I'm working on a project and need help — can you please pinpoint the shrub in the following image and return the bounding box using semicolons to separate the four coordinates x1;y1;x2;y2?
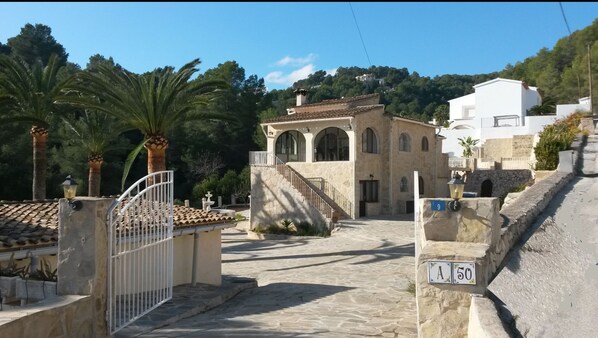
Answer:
534;112;582;170
0;253;26;277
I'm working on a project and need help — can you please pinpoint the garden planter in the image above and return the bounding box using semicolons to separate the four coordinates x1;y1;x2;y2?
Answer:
16;278;57;302
0;276;18;302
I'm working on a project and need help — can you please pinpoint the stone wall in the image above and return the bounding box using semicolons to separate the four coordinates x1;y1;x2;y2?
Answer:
481;138;512;161
467;296;510;338
465;169;533;198
511;134;535;158
0;296;93;338
250;166;328;229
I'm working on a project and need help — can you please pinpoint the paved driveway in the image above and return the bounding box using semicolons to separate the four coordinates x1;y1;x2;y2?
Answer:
141;215;417;337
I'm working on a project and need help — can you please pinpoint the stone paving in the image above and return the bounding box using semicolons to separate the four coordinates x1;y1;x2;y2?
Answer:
139;215;418;337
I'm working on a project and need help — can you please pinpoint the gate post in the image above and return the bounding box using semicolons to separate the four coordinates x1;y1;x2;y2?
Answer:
57;197;114;337
415;198;501;337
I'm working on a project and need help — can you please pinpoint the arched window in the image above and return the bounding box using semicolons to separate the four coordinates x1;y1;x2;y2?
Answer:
400;176;409;192
362;128;378;153
315;127;349;161
418;176;424;195
421;136;429;152
275;130;306;162
399;133;411;152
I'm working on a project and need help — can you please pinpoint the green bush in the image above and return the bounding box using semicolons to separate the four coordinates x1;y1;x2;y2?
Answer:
534;112;582;170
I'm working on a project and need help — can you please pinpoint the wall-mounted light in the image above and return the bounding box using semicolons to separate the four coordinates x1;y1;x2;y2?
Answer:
348;124;352;130
306;127;310;132
447;172;465;212
62;175;82;210
369;174;374;180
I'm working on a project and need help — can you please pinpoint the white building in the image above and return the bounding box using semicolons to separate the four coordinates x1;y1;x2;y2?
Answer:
440;78;589;158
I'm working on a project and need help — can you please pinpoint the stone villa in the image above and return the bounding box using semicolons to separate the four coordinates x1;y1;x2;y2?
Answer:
250;90;450;229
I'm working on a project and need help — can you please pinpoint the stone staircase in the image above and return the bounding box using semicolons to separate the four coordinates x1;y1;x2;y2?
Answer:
274;162;350;221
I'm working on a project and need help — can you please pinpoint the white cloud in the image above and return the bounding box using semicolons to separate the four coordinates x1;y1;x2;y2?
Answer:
325;68;338;76
265;64;316;86
275;53;317;67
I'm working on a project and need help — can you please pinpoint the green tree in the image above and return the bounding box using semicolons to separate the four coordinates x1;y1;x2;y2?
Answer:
7;23;68;66
0;54;65;199
60;58;229;189
63;111;128;196
528;96;556;115
433;104;449;126
457;136;480;158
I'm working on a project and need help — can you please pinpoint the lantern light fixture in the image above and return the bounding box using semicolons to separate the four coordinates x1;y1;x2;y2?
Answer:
62;175;82;211
447;172;465;212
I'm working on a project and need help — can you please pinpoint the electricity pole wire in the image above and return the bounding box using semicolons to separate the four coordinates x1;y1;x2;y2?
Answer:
349;2;372;67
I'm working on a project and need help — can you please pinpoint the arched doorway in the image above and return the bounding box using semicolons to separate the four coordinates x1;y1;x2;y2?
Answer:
481;179;493;197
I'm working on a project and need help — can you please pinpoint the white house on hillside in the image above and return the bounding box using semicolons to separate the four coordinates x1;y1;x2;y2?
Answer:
440;78;589;160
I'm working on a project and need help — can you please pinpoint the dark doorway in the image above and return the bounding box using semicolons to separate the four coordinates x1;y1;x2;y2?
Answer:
359;201;366;217
406;200;414;213
481;179;493;197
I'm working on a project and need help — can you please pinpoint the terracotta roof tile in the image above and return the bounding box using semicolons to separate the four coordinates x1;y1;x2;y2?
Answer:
0;200;235;253
294;93;380;108
264;105;381;123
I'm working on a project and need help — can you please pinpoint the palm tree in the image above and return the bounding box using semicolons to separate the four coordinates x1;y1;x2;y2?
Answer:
63;110;128;196
457;136;480;158
0;54;64;200
528;96;556;116
60;59;228;189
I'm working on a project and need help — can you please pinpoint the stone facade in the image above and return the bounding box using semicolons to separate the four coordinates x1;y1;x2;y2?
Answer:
481;138;512;162
416;198;501;337
250;166;328;229
254;93;448;223
511;134;535;158
465;169;533;198
0;295;93;338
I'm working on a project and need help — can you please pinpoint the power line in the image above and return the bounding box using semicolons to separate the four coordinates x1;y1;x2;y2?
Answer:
558;2;572;36
349;2;372;67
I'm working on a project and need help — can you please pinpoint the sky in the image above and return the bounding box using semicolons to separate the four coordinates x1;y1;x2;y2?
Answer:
1;2;597;91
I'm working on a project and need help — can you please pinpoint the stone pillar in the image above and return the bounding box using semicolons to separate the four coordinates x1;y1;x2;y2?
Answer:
193;230;222;286
57;197;113;337
415;198;500;338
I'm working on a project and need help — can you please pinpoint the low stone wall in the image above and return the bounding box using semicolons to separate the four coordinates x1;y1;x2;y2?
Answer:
467;296;510;338
0;295;94;338
465;169;533;198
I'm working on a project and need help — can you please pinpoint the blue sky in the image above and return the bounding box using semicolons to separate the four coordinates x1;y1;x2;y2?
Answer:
1;2;597;90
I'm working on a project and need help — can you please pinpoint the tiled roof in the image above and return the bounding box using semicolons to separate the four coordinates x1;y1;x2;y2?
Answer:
0;200;234;253
294;93;380;108
264;105;381;123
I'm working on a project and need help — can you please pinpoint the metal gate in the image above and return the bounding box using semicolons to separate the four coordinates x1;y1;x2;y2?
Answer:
107;171;174;334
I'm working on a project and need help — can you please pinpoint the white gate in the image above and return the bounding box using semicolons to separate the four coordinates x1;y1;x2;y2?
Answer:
107;171;174;334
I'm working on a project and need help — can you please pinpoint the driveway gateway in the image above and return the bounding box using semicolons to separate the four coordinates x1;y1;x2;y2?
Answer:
140;216;417;337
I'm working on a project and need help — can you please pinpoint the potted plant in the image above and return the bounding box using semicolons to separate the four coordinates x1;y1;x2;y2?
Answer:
16;258;57;303
0;253;26;303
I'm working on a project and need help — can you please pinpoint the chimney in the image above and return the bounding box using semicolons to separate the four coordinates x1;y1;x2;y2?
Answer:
294;88;308;106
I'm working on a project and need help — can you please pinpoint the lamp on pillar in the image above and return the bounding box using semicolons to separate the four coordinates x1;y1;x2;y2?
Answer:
62;175;82;210
447;172;465;212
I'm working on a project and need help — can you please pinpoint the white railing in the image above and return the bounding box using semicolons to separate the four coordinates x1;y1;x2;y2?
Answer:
107;171;174;335
249;151;275;166
250;151;336;220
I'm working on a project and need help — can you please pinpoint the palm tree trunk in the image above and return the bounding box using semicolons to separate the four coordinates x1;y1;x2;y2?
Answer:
146;135;168;185
31;126;48;200
88;155;103;197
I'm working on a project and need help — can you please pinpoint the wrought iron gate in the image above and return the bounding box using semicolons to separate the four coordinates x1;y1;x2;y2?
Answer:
107;171;174;334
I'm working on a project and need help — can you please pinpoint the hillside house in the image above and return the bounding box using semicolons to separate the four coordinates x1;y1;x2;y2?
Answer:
249;90;449;228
